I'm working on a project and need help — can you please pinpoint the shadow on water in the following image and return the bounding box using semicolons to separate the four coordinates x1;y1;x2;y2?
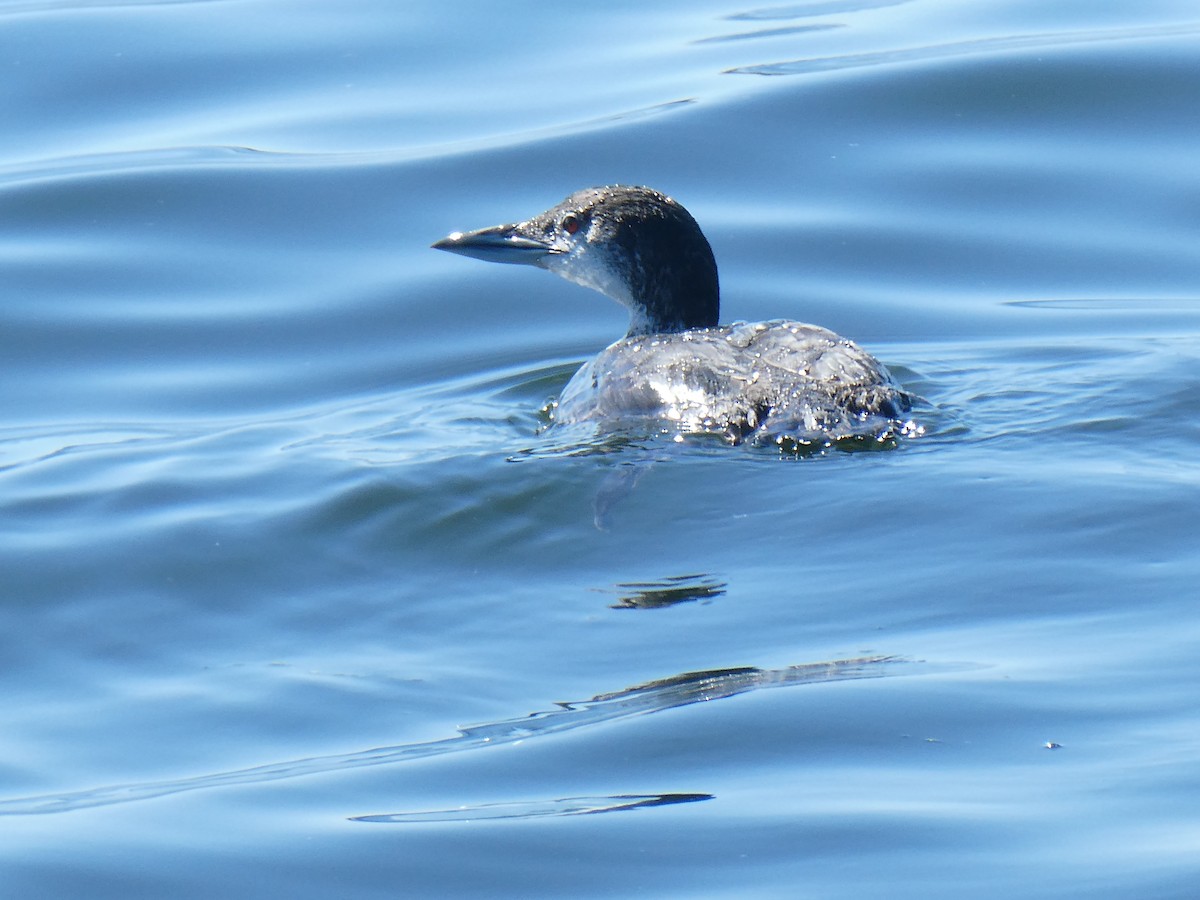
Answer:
0;656;952;818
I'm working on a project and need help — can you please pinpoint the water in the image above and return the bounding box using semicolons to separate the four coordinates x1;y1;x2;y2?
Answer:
3;0;1199;896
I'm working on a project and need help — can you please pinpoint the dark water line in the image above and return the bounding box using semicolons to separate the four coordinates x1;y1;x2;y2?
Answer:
0;656;929;816
351;792;715;823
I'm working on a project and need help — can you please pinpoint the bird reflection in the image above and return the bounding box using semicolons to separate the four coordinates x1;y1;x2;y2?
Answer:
604;573;727;609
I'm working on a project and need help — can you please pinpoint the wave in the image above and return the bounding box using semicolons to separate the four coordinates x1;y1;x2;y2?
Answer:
0;655;945;816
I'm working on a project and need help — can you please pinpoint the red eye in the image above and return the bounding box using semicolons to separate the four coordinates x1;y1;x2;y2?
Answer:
562;214;580;235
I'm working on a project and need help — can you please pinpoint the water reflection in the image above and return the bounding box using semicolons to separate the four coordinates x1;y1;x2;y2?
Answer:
603;573;728;609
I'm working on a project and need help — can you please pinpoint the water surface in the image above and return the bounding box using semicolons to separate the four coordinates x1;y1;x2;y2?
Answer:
3;0;1200;897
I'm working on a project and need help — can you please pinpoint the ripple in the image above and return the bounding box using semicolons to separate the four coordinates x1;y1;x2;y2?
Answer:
728;0;913;21
1;0;230;17
694;24;841;45
0;145;347;190
727;21;1200;76
428;98;697;160
1005;297;1200;314
0;423;183;473
0;655;932;816
0;100;697;192
351;793;713;824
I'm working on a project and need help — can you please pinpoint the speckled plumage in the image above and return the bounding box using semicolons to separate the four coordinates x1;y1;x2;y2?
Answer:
554;320;906;444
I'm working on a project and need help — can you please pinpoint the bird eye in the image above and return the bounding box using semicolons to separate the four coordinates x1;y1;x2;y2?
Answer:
562;214;581;236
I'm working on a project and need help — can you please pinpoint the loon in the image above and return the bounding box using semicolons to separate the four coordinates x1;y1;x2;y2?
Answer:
432;185;910;446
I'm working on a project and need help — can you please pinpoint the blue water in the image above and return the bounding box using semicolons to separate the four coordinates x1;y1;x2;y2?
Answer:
3;0;1200;896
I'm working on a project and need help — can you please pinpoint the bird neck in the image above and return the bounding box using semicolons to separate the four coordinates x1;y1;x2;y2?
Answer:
619;237;720;336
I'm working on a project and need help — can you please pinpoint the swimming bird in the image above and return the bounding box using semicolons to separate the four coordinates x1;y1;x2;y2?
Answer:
432;185;910;447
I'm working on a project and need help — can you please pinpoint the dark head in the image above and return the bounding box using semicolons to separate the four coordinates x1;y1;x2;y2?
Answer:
432;185;720;337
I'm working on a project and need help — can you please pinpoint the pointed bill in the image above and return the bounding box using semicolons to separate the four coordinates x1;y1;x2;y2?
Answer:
431;223;554;266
